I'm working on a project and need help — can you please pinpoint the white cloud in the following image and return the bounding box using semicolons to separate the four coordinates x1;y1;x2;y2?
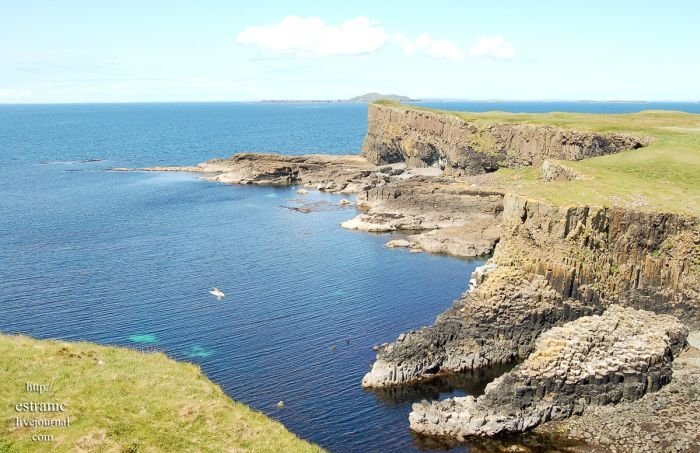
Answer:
236;16;388;57
236;17;514;63
393;32;465;61
429;39;465;61
468;35;516;59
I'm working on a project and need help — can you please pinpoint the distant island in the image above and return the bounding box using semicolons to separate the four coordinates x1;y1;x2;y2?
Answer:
346;92;419;103
259;92;419;104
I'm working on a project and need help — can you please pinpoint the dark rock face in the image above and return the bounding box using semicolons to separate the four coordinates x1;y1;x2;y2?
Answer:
409;306;688;437
362;266;598;387
498;194;700;327
362;104;649;175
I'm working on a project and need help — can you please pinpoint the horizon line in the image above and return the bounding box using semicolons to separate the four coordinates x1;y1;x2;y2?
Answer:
1;98;700;106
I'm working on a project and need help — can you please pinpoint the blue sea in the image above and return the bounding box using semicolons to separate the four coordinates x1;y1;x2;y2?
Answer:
1;101;698;452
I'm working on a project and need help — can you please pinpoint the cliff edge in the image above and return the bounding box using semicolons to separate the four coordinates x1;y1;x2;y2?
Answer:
362;103;648;176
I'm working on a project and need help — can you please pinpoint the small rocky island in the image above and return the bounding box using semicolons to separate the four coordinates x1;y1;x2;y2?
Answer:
347;92;419;103
120;102;700;451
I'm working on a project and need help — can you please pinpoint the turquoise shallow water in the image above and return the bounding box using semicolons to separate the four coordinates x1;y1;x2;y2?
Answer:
1;102;698;452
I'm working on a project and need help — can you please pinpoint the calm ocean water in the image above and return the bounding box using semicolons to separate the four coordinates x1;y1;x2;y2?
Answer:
1;101;698;452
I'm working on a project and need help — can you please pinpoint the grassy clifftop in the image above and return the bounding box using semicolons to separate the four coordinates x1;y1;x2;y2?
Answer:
376;101;700;216
0;335;323;452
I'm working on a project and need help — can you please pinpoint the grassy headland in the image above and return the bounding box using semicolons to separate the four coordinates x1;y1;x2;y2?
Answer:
0;334;323;452
378;101;700;216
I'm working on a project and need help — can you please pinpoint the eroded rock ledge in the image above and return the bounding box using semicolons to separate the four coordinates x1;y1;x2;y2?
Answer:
130;153;378;192
409;305;688;437
362;103;650;176
342;178;504;258
536;332;700;452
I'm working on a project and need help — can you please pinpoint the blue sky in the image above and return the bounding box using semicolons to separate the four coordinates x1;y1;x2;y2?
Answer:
1;1;699;103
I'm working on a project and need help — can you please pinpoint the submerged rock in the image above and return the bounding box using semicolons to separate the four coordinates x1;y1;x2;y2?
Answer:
409;305;688;438
128;334;159;344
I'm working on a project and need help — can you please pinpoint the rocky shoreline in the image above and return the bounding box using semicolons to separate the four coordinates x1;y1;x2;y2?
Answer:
114;103;700;451
409;305;688;437
115;152;506;259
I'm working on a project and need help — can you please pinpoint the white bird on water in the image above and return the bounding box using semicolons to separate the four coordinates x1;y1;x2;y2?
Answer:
209;287;225;300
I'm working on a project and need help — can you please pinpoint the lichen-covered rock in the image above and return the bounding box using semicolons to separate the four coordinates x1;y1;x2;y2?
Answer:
409;306;688;438
362;104;648;175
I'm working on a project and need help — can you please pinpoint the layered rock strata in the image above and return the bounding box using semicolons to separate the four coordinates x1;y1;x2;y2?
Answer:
383;225;500;258
409;306;688;437
362;103;649;175
124;153;508;259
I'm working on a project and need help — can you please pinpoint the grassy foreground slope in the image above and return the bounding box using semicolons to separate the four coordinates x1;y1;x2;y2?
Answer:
0;335;323;453
383;101;700;216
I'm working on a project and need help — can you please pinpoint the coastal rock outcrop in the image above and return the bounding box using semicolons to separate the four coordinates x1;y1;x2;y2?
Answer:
130;152;508;259
362;103;649;176
407;225;500;258
342;178;504;257
118;102;700;450
409;305;688;437
364;194;700;388
362;265;597;388
139;153;379;192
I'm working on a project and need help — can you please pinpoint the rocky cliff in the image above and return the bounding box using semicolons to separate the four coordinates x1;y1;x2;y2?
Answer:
362;103;649;175
497;194;700;325
362;194;700;388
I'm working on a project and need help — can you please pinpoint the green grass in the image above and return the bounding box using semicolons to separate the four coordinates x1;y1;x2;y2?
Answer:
0;334;324;452
378;102;700;216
